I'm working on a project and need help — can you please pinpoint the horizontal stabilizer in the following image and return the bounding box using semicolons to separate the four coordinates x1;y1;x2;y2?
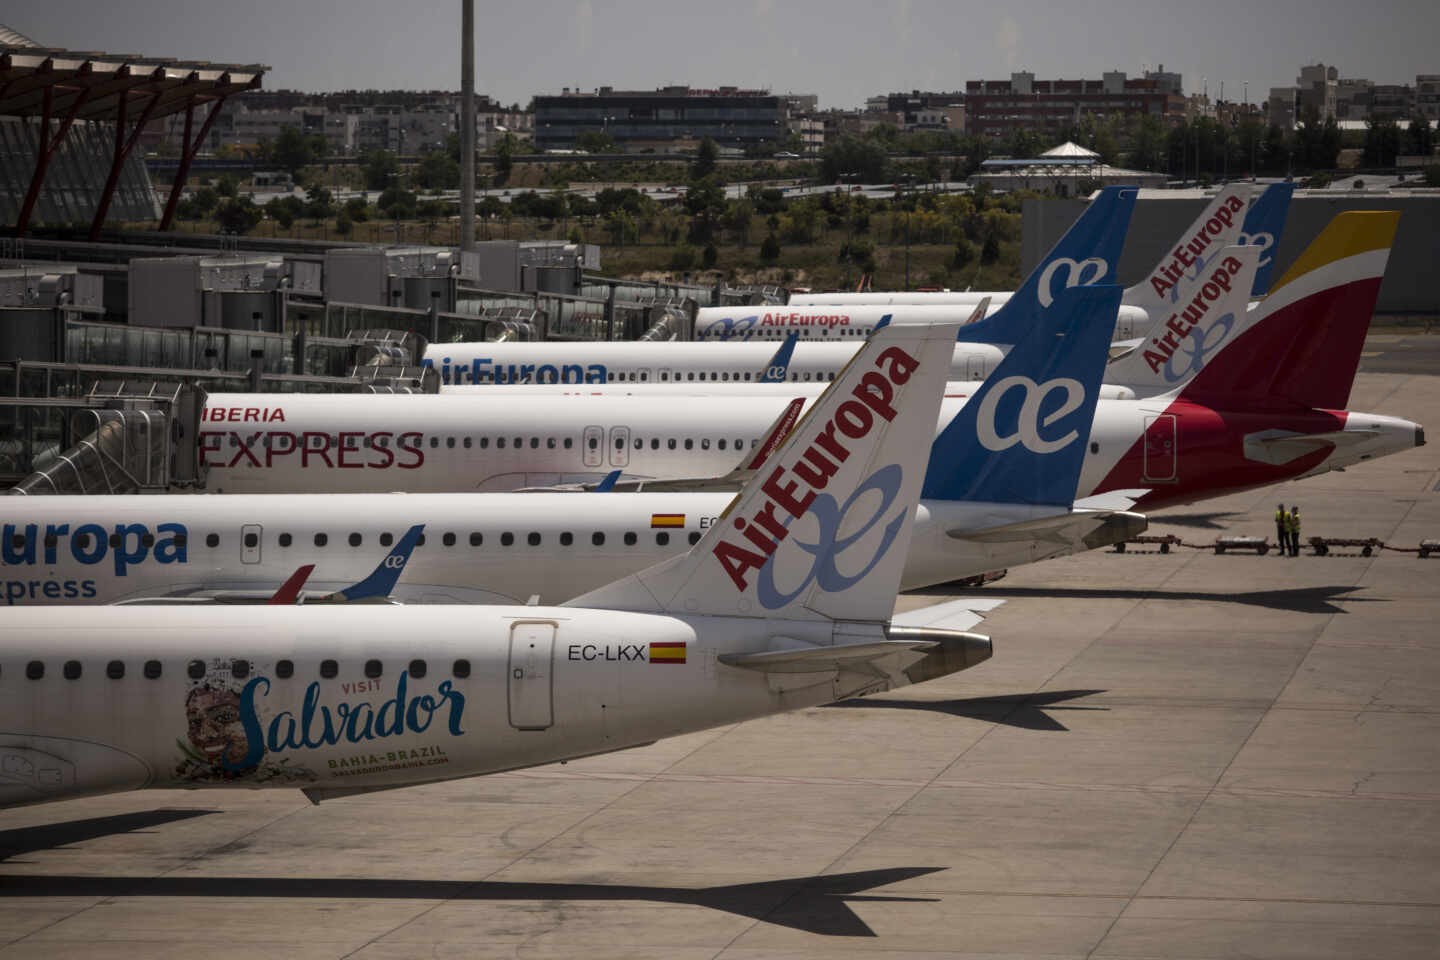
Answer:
720;639;939;673
1073;488;1149;511
891;597;1005;632
1243;429;1375;466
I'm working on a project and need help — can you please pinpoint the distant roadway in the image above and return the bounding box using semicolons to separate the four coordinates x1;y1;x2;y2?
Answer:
1360;333;1440;375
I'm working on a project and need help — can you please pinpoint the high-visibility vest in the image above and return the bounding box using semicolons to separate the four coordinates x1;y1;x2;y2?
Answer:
1276;509;1286;525
1287;513;1301;534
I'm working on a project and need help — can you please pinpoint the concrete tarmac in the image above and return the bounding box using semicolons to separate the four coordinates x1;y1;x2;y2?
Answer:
1;369;1438;959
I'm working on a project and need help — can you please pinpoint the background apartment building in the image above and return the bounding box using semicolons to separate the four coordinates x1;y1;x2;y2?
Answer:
963;69;1185;139
532;86;785;153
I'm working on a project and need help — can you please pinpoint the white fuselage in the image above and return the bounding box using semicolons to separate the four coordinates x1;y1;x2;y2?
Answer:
692;302;1149;342
0;604;976;809
0;493;1124;606
422;339;1006;385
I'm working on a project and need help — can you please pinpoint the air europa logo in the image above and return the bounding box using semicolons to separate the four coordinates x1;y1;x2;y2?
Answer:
1148;193;1245;300
1;521;187;575
976;376;1087;454
1038;258;1108;308
1142;254;1245;377
710;344;919;602
423;357;608;385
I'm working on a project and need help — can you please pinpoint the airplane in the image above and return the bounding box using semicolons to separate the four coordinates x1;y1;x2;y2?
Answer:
0;317;1007;811
768;183;1292;327
191;213;1420;505
419;186;1139;386
4;284;1138;605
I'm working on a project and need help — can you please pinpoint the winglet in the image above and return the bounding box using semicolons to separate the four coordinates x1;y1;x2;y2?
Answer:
267;565;314;605
743;396;806;472
593;469;622;492
566;319;961;622
957;185;1136;343
759;332;799;382
327;524;424;603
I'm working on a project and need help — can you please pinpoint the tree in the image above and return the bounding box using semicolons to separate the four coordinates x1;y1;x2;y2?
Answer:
684;175;725;244
215;174;239;198
265;195;302;229
342;196;371;222
377;186;417;220
1363;116;1403;167
414;150;459;190
190;187;219;217
821;136;887;183
305;185;334;220
1408;114;1435;158
362;150;399;191
952;238;975;270
335;214;354;237
980;231;1000;265
575;131;617;154
495;134;516;184
702;243;718;269
1424;164;1440;188
215;198;262;234
692;136;718;180
273;126;313;177
760;232;781;264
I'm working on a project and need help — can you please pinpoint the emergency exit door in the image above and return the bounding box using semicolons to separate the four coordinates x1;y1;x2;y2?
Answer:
507;622;555;730
1143;415;1178;482
582;425;603;467
609;426;630;467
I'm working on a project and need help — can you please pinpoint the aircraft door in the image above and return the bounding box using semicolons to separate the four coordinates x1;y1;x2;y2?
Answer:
507;621;555;730
609;426;630;468
241;523;262;564
1143;415;1178;482
966;353;987;381
582;425;603;467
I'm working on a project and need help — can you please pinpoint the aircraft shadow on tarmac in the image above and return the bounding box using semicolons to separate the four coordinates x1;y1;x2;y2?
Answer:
830;689;1109;732
0;863;943;937
1145;511;1249;530
911;583;1377;615
0;808;216;862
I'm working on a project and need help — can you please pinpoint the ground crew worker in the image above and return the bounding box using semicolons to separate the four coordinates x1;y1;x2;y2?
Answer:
1287;507;1302;557
1275;503;1288;555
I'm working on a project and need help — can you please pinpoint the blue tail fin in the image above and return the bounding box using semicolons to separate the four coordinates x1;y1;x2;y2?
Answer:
922;283;1121;507
759;331;799;382
331;524;424;602
1241;182;1294;297
956;185;1137;344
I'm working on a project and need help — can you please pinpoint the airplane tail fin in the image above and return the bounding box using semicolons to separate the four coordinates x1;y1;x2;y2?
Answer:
956;185;1136;344
566;320;960;622
1105;244;1261;394
922;283;1120;507
267;565;314;605
1242;182;1295;297
759;331;800;382
1177;211;1399;410
1121;183;1250;319
326;524;424;602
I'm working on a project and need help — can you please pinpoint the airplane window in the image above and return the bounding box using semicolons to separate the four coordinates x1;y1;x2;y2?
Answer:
26;661;43;680
689;532;702;545
1091;442;1100;454
144;660;162;679
108;533;122;548
744;373;752;381
661;372;669;381
615;437;624;450
624;532;637;546
64;660;81;680
6;533;21;550
606;372;615;382
276;660;294;679
279;533;292;548
314;533;328;547
656;532;670;546
701;439;711;450
480;437;489;449
363;437;373;448
347;436;359;448
722;372;729;382
430;437;438;448
365;659;382;679
732;372;740;381
443;532;456;547
408;659;426;678
528;532;541;546
501;532;515;546
633;438;642;450
791;373;799;381
564;438;573;449
232;659;249;680
560;532;573;546
206;533;220;548
514;437;523;448
75;532;91;550
142;532;156;548
497;437;506;449
106;660;124;680
469;532;482;546
187;660;205;679
463;437;472;449
349;533;362;547
640;372;648;382
446;437;456;449
244;532;258;549
684;439;693;450
452;659;471;678
650;438;659;450
378;436;389;448
592;532;605;546
530;437;539;449
175;533;188;548
380;532;393;547
803;372;812;382
718;439;727;451
44;533;56;549
317;659;340;679
687;373;695;381
547;438;556;449
416;534;426;546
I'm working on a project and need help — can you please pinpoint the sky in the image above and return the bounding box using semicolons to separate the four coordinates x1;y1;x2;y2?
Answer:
8;1;1438;110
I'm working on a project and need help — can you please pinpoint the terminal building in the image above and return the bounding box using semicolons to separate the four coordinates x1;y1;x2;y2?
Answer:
532;86;784;153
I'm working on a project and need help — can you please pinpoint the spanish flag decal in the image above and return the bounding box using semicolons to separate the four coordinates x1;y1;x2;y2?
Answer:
649;641;687;664
650;513;685;529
